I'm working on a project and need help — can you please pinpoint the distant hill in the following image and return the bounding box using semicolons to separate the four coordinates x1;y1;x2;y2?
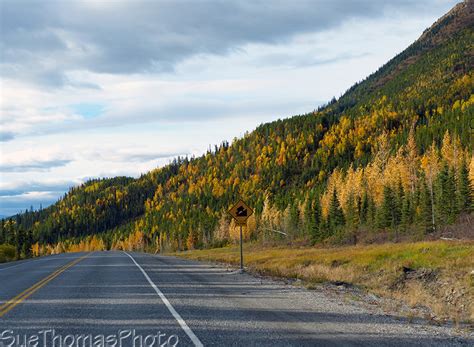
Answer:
1;1;473;257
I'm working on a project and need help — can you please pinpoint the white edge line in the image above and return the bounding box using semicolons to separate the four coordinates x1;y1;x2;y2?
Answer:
124;251;203;347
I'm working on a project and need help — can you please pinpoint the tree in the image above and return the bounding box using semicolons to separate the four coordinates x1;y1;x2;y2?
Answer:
359;193;369;225
377;186;398;229
186;229;199;250
417;176;433;234
288;201;300;236
22;230;33;258
0;220;4;244
328;189;344;231
457;158;471;212
405;121;418;194
435;164;457;224
15;228;25;259
420;143;440;233
311;198;322;241
345;192;359;244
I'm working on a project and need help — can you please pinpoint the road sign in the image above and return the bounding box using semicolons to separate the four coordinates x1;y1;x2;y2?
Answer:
228;199;253;273
228;199;253;226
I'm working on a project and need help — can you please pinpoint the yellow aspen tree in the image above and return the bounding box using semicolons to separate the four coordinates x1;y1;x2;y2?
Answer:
31;242;40;257
373;132;391;171
244;214;257;240
214;213;230;242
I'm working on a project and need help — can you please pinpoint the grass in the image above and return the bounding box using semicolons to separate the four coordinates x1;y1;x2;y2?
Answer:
172;240;474;324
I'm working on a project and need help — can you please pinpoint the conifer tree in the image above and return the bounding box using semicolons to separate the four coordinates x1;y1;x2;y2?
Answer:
328;188;344;231
457;158;471;212
366;194;376;228
359;193;369;225
303;197;314;236
345;192;359;244
15;228;25;259
400;194;411;232
377;186;397;229
418;176;433;234
435;164;457;224
289;201;300;235
395;180;404;226
311;198;322;241
22;230;32;258
0;220;4;244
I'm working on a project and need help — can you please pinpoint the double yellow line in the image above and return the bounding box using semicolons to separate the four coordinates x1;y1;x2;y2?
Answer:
0;254;89;318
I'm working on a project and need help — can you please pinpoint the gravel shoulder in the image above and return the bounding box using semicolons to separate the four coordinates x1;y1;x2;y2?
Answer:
160;253;473;346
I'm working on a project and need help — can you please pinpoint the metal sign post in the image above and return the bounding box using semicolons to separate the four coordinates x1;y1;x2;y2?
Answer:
228;199;253;273
240;224;243;271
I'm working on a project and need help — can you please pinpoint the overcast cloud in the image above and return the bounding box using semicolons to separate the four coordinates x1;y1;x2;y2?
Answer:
0;0;460;216
1;0;446;84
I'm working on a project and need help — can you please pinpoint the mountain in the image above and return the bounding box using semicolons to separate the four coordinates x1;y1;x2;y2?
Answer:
1;1;473;257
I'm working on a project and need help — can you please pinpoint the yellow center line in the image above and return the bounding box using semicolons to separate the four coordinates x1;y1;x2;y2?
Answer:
0;259;79;311
0;254;89;318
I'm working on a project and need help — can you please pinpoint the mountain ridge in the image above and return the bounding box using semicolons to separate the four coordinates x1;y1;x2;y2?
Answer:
1;1;472;255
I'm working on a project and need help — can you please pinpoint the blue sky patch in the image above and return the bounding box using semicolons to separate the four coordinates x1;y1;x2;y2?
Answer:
71;103;105;119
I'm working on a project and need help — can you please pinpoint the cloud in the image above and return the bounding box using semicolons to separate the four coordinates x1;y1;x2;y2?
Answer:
0;131;15;142
114;151;188;163
0;180;78;197
0;0;454;86
86;148;190;163
0;159;71;172
0;180;81;217
254;51;371;69
0;192;60;217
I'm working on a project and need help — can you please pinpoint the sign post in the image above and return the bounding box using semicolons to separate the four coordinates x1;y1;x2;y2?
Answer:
228;199;253;273
239;224;243;271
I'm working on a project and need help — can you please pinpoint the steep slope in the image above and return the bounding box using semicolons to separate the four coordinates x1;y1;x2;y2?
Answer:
1;1;473;256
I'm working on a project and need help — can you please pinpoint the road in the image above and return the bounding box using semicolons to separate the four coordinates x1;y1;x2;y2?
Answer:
0;251;471;346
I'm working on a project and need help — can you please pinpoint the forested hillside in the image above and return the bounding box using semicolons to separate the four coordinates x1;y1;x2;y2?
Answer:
1;1;473;259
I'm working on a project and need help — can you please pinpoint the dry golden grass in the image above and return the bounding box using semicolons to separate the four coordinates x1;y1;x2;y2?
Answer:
172;240;474;324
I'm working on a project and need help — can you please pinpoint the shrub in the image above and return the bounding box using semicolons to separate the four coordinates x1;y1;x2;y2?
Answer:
0;244;16;263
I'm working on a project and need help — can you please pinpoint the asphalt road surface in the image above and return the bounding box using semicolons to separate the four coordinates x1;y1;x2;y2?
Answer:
0;251;471;346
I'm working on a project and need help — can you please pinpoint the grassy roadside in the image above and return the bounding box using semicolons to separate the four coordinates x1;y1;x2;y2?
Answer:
172;240;474;325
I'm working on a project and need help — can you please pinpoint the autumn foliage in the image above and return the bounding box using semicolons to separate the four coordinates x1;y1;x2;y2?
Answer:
0;8;473;257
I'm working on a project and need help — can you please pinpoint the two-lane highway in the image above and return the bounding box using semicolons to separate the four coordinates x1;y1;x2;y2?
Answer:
0;252;471;346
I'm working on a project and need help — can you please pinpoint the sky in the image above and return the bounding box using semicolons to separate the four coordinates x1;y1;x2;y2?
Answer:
0;0;459;217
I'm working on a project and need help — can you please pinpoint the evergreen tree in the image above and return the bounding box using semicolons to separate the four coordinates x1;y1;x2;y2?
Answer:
345;192;359;244
400;194;412;232
457;158;471;212
303;197;314;236
366;195;376;228
328;189;344;231
418;176;433;234
318;215;328;240
435;164;457;224
448;167;459;221
395;180;404;226
22;230;32;258
289;201;300;235
311;198;322;241
0;220;4;244
15;228;25;259
359;193;369;225
345;193;358;229
378;186;398;229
